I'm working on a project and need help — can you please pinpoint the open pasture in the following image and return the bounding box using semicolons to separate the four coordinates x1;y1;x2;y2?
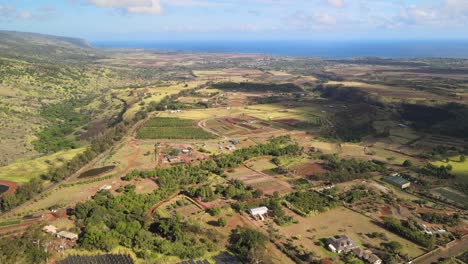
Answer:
273;206;426;259
0;147;86;183
433;156;468;182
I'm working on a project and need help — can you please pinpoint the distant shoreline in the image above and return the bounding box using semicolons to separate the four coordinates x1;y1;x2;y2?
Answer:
93;40;468;59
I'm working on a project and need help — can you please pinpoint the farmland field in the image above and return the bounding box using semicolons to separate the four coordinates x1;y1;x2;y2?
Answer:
137;117;217;140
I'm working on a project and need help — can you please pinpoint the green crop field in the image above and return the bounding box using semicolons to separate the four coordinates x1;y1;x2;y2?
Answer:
143;117;194;127
137;117;217;140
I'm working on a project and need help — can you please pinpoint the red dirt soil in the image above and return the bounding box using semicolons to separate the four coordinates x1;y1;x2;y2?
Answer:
0;180;18;197
291;162;325;177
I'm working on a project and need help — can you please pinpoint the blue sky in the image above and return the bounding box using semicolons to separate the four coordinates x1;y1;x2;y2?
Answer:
0;0;467;41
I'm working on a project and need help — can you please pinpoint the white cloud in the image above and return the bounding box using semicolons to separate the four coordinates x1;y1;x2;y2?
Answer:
314;13;337;25
327;0;343;8
18;11;32;19
87;0;162;15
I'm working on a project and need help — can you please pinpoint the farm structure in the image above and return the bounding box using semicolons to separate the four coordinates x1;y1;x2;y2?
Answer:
57;231;78;240
248;206;269;220
384;174;411;189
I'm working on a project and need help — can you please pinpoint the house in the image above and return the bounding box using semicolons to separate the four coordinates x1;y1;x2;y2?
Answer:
248;206;269;221
57;231;78;240
384;175;411;189
325;235;359;253
366;254;382;264
350;244;382;264
226;145;236;151
181;149;190;154
43;225;57;234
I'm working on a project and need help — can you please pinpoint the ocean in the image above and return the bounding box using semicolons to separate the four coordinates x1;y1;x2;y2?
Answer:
93;40;468;59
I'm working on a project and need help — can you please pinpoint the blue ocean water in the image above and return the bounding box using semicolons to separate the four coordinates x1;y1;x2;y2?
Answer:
93;40;468;59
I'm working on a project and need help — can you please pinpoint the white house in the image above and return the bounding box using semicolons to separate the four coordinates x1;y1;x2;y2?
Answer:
43;225;57;235
57;231;78;240
248;206;269;221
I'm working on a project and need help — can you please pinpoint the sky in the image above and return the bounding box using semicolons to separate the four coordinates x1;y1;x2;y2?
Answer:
0;0;468;41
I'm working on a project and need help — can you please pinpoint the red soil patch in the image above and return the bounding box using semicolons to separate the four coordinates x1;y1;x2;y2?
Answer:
0;180;18;197
380;205;392;216
291;162;325;177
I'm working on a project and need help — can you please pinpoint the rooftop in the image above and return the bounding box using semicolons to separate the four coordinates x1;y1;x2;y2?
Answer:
384;175;410;186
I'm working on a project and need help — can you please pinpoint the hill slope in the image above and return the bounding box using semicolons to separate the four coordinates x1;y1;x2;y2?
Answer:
0;31;101;63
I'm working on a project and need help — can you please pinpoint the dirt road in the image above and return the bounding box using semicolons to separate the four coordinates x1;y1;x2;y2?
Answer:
412;235;468;264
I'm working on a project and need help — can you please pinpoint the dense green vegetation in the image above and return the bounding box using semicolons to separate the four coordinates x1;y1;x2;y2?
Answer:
228;226;269;263
400;103;468;138
70;137;301;260
0;224;50;264
313;154;385;183
1;122;130;212
420;212;461;227
32;99;90;153
124;136;301;190
285;191;337;215
420;163;455;179
339;185;381;203
136;117;216;139
383;217;435;249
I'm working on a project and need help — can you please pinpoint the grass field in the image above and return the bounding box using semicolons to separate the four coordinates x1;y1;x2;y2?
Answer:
0;147;86;183
433;156;468;183
137;117;216;140
275;207;426;259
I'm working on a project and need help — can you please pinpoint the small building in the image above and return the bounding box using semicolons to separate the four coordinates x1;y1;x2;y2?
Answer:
43;225;57;235
384;175;410;189
98;185;112;191
248;206;269;221
166;156;183;164
181;149;190;154
325;235;359;254
230;138;239;145
226;145;236;151
57;231;78;240
352;246;382;264
366;253;383;264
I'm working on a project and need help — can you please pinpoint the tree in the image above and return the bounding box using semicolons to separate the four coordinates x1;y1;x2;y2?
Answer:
461;155;466;162
217;217;227;227
229;227;268;263
402;160;413;167
208;207;221;216
252;189;264;199
381;241;403;253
